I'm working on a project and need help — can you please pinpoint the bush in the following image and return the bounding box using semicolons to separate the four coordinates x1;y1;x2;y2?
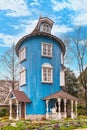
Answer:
77;105;86;115
0;109;8;117
1;126;16;130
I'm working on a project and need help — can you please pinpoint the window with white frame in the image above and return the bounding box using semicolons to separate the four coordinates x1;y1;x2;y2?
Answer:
41;43;52;57
40;23;51;33
42;63;53;83
43;24;50;33
20;67;26;86
19;47;26;62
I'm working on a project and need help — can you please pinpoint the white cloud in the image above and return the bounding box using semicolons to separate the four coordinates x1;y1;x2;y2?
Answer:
73;70;80;77
0;33;21;47
51;0;87;26
30;0;40;6
51;0;87;12
0;0;30;17
52;24;73;35
12;19;38;34
69;0;87;11
79;40;87;45
73;13;87;26
51;0;69;11
0;19;74;47
0;19;38;47
24;19;38;34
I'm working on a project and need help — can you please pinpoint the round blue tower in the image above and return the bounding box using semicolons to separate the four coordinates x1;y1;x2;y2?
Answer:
16;17;65;119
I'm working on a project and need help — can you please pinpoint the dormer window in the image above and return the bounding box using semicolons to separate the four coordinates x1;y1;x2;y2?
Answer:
40;23;51;33
43;24;49;32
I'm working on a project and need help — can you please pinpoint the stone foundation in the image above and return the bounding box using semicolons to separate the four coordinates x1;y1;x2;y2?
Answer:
25;114;46;120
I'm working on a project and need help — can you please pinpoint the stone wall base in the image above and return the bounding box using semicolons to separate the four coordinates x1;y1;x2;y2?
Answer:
25;114;46;120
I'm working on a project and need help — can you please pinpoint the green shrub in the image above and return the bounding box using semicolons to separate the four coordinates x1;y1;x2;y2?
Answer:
77;105;86;115
1;126;16;130
0;109;8;117
16;121;24;127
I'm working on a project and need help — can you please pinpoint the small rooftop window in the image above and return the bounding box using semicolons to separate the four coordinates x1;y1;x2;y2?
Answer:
40;23;51;33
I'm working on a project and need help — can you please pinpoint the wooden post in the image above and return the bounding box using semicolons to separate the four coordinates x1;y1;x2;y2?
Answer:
71;100;74;119
9;99;13;120
75;101;78;118
16;101;19;120
46;100;49;119
64;99;67;118
57;98;61;119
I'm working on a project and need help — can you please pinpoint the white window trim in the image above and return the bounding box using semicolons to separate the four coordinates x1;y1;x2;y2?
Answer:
41;43;53;58
60;70;65;86
42;63;53;83
61;52;64;64
19;47;26;63
20;67;26;86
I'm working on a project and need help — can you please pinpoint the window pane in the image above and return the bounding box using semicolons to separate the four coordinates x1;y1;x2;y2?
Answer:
42;67;53;83
42;43;52;57
20;70;26;86
19;47;26;62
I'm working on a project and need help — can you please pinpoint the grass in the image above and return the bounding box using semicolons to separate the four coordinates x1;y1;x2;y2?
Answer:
1;116;87;130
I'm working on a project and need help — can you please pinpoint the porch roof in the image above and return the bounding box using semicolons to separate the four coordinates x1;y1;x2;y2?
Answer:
42;90;78;101
12;90;31;103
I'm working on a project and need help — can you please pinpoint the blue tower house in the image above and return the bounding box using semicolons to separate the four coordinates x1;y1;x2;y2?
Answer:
7;17;78;120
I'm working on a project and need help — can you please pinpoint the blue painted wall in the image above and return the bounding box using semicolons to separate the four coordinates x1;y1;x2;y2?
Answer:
19;35;62;115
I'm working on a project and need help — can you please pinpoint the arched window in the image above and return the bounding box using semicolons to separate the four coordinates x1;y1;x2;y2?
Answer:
42;63;53;83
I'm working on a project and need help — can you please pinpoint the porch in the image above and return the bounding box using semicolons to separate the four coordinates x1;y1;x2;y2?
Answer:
43;90;78;120
4;90;31;120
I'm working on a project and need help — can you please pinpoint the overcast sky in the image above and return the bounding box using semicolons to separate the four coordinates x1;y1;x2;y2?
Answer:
0;0;87;75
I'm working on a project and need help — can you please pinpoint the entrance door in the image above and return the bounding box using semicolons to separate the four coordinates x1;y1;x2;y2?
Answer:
21;102;25;118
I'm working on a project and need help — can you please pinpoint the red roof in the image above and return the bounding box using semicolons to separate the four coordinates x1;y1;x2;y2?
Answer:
12;90;31;103
42;90;78;101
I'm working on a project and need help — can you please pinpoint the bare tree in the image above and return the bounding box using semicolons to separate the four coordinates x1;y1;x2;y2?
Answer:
0;44;19;90
64;27;87;114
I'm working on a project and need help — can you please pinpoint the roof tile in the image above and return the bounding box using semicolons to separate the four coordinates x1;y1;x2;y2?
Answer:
42;90;78;101
12;90;31;102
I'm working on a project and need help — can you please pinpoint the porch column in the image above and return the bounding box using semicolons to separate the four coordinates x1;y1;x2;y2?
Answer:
75;101;78;118
9;99;13;120
16;101;19;120
71;100;74;119
57;98;61;119
46;100;49;119
64;99;67;118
